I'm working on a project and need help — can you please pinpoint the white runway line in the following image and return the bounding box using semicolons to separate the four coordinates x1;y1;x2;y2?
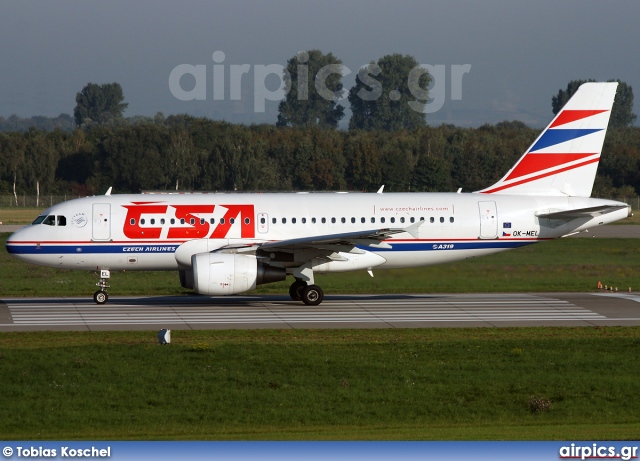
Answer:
4;294;608;326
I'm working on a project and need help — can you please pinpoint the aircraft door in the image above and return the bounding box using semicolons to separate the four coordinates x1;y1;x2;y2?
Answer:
478;201;498;239
92;203;111;241
257;213;269;234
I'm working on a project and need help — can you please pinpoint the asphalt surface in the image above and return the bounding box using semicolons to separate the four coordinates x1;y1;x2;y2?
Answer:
1;292;640;331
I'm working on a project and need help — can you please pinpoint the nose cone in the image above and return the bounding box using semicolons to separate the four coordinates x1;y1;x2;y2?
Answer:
5;225;40;264
5;228;23;254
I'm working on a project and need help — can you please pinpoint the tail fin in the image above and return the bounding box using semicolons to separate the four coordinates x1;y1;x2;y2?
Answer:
479;82;618;197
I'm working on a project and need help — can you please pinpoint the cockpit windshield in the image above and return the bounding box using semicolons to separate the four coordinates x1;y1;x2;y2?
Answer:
43;215;56;226
32;215;46;225
34;215;66;226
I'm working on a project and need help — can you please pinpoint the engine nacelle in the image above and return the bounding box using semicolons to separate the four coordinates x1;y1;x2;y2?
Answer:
191;252;286;295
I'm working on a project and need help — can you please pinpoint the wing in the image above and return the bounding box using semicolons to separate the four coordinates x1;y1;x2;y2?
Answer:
219;220;423;259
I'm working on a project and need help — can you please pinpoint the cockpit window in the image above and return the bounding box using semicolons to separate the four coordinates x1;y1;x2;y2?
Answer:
57;216;67;226
32;215;46;225
42;215;56;226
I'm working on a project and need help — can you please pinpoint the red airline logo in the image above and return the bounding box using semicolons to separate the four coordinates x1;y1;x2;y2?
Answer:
123;203;255;239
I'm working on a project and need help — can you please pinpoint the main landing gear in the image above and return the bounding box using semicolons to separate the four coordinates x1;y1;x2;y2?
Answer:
93;269;110;304
289;279;324;306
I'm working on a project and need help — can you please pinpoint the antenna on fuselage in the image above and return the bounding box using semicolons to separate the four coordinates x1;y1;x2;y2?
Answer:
105;187;112;196
377;185;385;194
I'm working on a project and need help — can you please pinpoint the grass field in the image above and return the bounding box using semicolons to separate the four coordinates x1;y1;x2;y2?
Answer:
3;212;640;440
1;328;639;440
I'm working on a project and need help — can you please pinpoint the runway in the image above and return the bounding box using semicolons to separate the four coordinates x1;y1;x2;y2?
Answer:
2;292;640;331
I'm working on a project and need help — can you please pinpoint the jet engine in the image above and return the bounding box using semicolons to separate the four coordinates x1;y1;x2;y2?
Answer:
191;252;286;295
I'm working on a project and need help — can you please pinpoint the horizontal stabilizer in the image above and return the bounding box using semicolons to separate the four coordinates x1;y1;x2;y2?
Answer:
537;205;629;220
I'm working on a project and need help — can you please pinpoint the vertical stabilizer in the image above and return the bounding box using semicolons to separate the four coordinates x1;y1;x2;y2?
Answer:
479;82;618;197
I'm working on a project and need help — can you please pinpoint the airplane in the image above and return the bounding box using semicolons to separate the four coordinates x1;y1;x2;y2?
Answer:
5;82;631;306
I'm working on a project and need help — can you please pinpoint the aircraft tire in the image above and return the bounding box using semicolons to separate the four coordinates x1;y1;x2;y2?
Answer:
289;280;307;301
93;290;108;304
301;284;323;306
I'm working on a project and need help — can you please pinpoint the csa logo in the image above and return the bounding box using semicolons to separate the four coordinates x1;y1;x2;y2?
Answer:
72;213;88;228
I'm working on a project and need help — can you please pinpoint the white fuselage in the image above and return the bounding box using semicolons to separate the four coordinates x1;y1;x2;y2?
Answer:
5;192;630;273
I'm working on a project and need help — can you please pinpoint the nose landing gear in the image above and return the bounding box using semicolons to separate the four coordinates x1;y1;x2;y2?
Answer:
93;269;110;304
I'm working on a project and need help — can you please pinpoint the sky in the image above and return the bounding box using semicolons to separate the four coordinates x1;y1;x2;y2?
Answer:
1;0;639;128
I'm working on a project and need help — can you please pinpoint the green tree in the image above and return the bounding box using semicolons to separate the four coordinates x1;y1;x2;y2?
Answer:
74;82;129;127
277;50;345;129
552;79;637;128
348;54;430;131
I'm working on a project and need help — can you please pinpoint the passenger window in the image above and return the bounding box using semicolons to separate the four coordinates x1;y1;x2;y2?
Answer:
150;218;156;225
331;218;336;224
220;218;225;225
341;217;346;224
410;217;415;223
282;218;286;224
430;217;434;223
390;217;395;223
272;217;276;224
210;218;215;224
440;217;444;223
302;217;307;224
161;218;166;225
170;218;175;225
371;217;376;223
230;218;235;224
361;217;365;223
57;216;66;226
244;218;250;225
141;218;146;225
312;217;316;224
380;217;385;224
450;217;455;223
351;217;356;224
322;218;326;224
200;218;205;225
400;217;405;224
180;218;185;225
190;218;195;225
292;218;296;224
260;217;265;224
129;218;136;226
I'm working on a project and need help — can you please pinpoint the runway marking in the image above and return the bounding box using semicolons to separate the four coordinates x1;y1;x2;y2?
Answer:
2;294;611;327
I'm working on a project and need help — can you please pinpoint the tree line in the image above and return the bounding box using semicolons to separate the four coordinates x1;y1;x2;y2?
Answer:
0;48;637;201
1;117;639;201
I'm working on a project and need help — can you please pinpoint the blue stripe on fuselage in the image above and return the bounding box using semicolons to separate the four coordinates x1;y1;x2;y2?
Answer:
5;244;179;254
6;240;536;255
359;241;536;252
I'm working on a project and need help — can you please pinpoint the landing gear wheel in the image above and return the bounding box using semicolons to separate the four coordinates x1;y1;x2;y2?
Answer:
93;290;108;304
301;284;324;306
289;280;307;301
